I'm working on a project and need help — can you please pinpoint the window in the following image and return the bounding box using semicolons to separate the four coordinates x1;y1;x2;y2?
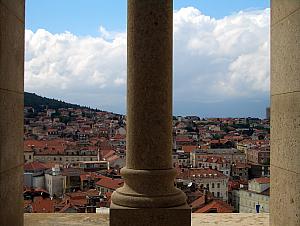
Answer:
217;183;220;188
212;183;215;188
217;192;220;198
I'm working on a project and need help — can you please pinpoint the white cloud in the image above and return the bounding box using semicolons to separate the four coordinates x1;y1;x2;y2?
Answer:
25;7;270;113
25;28;127;111
173;7;270;103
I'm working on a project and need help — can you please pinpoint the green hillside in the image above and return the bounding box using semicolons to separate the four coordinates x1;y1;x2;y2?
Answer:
24;92;86;111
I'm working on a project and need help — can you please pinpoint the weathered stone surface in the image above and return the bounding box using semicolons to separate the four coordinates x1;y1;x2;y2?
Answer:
0;165;23;226
110;206;191;226
271;0;300;26
271;8;300;95
0;0;25;22
24;213;270;226
270;2;300;226
271;92;300;173
0;89;23;173
192;213;269;226
112;168;187;208
111;0;188;214
0;1;24;93
0;1;24;226
270;165;300;226
24;213;109;226
126;0;174;170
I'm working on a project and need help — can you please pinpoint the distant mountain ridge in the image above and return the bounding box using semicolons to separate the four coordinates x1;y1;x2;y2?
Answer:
24;92;94;111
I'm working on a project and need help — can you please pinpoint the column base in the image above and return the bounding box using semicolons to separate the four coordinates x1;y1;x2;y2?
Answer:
110;203;191;226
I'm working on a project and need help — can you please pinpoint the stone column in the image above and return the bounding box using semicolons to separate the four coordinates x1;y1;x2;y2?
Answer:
270;0;300;226
110;1;190;225
0;1;25;226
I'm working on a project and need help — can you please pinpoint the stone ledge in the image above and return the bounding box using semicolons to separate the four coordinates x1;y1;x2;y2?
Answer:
24;213;269;226
24;213;109;226
192;213;269;226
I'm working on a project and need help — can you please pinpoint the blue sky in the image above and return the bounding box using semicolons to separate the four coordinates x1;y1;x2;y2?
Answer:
26;0;269;36
25;1;270;118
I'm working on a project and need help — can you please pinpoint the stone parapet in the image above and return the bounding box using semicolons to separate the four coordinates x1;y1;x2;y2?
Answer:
24;213;270;226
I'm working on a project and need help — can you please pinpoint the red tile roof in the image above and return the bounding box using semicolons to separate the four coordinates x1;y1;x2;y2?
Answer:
101;150;115;159
24;139;68;155
106;154;120;163
198;156;228;164
234;162;250;169
110;134;125;141
190;195;205;209
182;145;198;153
176;137;193;143
253;177;270;184
96;176;124;191
80;173;105;181
31;197;55;213
194;199;233;213
24;162;49;171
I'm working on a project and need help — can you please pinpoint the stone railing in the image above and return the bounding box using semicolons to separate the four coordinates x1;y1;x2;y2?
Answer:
24;213;269;226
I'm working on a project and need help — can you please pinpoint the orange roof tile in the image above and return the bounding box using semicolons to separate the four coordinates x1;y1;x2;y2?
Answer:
190;195;205;209
96;176;124;191
194;199;233;213
182;145;198;153
253;177;270;184
24;162;49;171
31;197;54;213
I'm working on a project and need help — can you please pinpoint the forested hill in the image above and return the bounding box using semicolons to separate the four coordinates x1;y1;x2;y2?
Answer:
24;92;93;111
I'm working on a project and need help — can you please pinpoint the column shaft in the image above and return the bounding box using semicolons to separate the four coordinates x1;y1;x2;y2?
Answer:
0;1;25;226
270;0;300;226
126;0;173;170
111;2;190;223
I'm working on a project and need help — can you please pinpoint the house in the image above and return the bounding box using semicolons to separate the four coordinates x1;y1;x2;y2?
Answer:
177;168;229;201
231;162;249;180
45;165;65;198
62;168;82;193
196;156;231;177
24;162;53;189
239;177;270;213
191;149;246;167
80;173;103;190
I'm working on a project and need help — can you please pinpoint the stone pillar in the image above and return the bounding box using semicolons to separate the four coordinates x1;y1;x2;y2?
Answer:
0;1;25;226
110;1;190;225
270;0;300;226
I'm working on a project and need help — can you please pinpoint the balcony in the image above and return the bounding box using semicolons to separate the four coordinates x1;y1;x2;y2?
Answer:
24;213;269;226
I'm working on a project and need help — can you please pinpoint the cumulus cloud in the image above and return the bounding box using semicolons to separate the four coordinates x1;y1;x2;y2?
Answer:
25;28;127;111
173;7;270;104
25;7;270;115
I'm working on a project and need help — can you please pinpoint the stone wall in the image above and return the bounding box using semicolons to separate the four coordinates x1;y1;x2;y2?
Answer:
270;0;300;225
0;1;25;226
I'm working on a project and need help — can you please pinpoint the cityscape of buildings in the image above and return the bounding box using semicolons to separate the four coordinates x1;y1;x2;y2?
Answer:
23;101;270;214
